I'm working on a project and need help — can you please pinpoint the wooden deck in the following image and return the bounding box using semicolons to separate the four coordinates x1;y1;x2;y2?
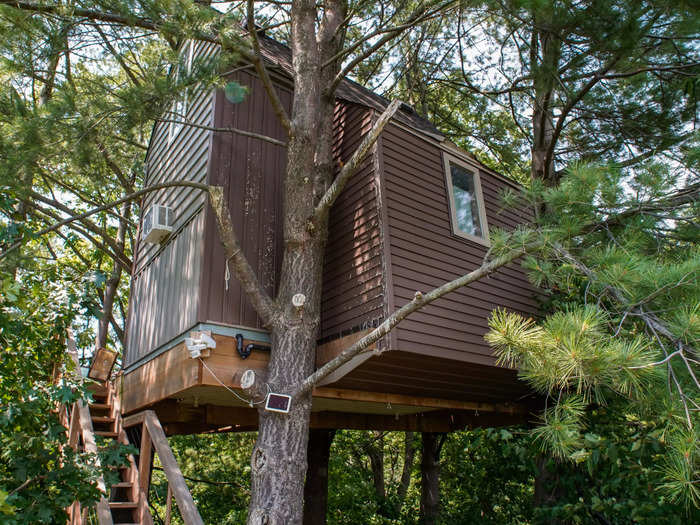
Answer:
122;331;535;434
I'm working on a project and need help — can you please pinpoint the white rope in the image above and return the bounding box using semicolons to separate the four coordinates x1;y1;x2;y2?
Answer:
224;258;231;291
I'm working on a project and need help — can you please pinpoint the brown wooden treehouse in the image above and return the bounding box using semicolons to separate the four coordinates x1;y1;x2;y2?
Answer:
62;35;540;525
123;36;540;432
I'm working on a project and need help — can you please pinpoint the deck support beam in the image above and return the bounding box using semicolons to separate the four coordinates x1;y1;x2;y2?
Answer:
303;429;336;525
420;432;446;525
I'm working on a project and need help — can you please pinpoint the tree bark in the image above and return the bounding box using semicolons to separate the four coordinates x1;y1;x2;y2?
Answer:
245;2;346;522
96;199;131;348
529;10;561;186
303;429;336;525
420;432;445;525
367;431;387;510
397;431;416;510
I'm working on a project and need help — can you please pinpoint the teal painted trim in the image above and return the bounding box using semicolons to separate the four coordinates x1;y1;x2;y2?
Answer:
198;323;270;343
123;322;270;374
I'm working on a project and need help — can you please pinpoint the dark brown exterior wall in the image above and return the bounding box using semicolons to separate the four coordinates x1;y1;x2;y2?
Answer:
381;123;539;364
198;71;290;329
328;122;539;403
320;102;384;340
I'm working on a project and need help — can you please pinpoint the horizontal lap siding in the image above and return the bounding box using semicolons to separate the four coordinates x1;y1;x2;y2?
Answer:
320;103;384;339
382;124;539;366
125;41;218;367
125;211;205;366
199;71;289;329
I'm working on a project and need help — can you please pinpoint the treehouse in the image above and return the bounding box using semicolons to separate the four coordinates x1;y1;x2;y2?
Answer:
122;37;541;435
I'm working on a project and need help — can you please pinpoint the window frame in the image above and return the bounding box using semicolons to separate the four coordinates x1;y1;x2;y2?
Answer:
168;40;194;143
442;152;490;246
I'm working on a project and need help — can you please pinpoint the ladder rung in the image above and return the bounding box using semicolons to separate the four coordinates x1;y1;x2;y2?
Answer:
111;481;133;488
95;431;118;438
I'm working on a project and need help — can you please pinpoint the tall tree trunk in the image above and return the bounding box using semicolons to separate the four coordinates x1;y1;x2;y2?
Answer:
533;455;565;523
96;200;131;348
303;429;336;525
420;432;445;525
246;2;346;522
529;11;561;186
244;0;350;521
396;431;416;511
367;431;387;511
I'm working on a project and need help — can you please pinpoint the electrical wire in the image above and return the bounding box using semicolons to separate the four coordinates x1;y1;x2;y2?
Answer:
198;357;267;406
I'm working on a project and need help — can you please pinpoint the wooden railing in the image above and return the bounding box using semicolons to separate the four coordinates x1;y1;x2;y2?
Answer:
59;333;200;525
122;410;204;525
64;335;114;525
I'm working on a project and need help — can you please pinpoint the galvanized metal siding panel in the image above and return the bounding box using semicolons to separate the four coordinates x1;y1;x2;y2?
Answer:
320;103;384;339
126;39;217;365
382;123;539;366
125;211;205;366
198;71;289;328
134;40;218;275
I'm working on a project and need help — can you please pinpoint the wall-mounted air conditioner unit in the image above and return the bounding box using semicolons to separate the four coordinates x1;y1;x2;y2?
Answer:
142;204;174;244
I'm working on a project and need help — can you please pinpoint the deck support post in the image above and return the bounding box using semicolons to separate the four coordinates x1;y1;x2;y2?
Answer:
420;432;446;525
303;428;336;525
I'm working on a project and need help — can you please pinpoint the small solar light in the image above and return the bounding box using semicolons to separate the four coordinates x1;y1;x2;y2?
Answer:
265;393;292;414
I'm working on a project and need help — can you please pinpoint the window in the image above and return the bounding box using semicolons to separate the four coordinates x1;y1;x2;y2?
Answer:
169;41;194;142
443;154;489;244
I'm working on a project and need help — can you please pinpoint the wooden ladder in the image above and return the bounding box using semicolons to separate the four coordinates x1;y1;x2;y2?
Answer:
63;335;203;525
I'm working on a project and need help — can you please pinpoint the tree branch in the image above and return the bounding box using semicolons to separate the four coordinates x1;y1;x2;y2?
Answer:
158;116;287;147
552;244;697;358
22;200;133;271
0;180;209;261
313;99;400;220
543;54;624;173
297;241;542;394
91;23;141;87
0;1;219;44
207;186;279;328
326;1;451;69
331;0;458;92
28;191;132;265
582;182;700;235
244;0;292;136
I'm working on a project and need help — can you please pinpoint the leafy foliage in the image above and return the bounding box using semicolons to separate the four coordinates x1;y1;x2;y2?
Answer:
486;162;700;508
0;267;102;523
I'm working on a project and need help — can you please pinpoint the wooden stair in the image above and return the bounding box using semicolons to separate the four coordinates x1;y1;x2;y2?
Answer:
87;383;153;525
62;333;203;525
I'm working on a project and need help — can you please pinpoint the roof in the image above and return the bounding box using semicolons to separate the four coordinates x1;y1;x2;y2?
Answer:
256;34;444;138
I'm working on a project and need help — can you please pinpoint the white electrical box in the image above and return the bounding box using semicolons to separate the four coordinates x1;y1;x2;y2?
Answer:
142;204;174;244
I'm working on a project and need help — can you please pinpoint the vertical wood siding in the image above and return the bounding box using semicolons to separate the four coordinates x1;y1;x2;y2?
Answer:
125;211;205;367
381;123;539;366
198;71;290;328
320;103;384;340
